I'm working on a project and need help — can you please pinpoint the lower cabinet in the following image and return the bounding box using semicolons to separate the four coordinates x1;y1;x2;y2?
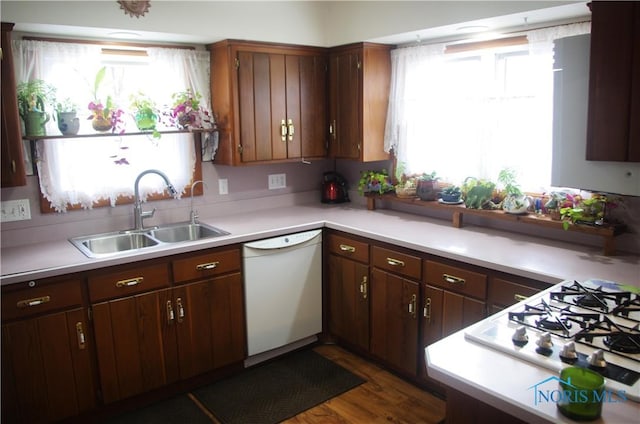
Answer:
1;278;96;424
327;233;370;352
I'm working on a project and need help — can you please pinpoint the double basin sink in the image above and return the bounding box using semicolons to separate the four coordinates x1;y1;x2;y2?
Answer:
70;222;230;258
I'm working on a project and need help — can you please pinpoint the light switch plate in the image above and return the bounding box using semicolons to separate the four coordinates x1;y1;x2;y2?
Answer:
219;178;228;195
1;199;31;222
268;174;286;190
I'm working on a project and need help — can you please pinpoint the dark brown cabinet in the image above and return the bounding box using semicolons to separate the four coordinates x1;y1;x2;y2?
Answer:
328;42;391;162
487;276;541;315
210;40;327;165
1;278;96;423
586;1;640;162
327;233;370;352
1;22;27;187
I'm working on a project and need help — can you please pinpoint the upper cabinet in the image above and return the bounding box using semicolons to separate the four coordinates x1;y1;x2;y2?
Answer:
586;1;640;162
329;42;391;162
1;22;27;187
210;40;327;165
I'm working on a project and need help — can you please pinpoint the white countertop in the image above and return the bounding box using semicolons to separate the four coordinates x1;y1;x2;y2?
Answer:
2;201;639;421
1;203;639;285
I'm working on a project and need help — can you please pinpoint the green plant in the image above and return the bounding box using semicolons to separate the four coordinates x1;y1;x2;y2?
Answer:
417;171;438;181
129;91;160;137
358;170;394;195
55;97;78;113
87;67;124;133
462;177;497;209
441;185;461;196
497;168;522;197
16;79;57;119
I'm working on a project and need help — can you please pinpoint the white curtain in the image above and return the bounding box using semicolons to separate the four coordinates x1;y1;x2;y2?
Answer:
13;40;209;212
383;22;590;191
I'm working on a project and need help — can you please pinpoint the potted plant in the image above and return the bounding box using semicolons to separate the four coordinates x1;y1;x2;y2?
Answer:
16;79;56;137
357;170;394;195
167;89;212;130
54;97;80;135
498;168;531;214
440;185;462;203
130;91;159;134
394;174;418;198
462;176;497;209
416;171;439;201
88;67;124;133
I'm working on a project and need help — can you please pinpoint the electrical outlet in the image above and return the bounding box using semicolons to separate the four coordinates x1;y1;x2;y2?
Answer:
268;174;286;190
219;178;228;195
1;199;31;222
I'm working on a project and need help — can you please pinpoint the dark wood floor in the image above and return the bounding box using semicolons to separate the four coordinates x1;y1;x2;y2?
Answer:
283;344;446;424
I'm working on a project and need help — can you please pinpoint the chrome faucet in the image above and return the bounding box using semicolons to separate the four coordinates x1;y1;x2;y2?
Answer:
189;179;208;224
133;169;178;231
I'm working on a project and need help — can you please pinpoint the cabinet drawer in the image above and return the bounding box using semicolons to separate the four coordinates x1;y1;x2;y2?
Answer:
327;234;369;263
425;260;487;300
489;278;540;307
2;279;83;321
372;246;421;280
172;248;241;283
87;263;170;303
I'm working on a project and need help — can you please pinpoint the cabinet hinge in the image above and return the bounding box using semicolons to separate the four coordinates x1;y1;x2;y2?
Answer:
234;58;240;69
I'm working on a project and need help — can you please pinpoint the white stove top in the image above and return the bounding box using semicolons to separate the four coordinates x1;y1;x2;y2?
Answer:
465;279;640;403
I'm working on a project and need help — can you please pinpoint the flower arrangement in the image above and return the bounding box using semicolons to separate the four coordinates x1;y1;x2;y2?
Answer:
358;170;394;195
88;67;125;133
167;89;212;129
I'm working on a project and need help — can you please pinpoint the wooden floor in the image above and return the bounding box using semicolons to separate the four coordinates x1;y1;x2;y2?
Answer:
283;344;446;424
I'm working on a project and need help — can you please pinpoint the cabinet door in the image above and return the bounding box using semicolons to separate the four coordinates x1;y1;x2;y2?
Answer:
328;254;369;351
1;23;26;187
420;284;444;380
441;291;486;338
370;268;419;377
2;308;95;423
174;272;245;379
330;49;361;159
92;287;178;404
586;1;640;162
300;54;328;158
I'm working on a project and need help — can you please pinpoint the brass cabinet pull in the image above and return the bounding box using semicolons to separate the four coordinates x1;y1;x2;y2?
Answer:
424;298;432;323
514;294;528;302
329;120;336;139
176;297;185;323
409;294;417;318
360;276;368;299
281;119;287;141
166;300;175;325
76;322;86;350
17;296;51;308
287;118;294;141
443;273;465;285
196;261;219;271
115;277;143;288
386;257;405;267
11;160;16;173
339;244;356;253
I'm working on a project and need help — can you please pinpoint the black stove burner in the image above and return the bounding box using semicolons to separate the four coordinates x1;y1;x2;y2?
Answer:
537;316;572;331
604;332;640;354
576;293;605;308
509;300;599;337
550;280;636;315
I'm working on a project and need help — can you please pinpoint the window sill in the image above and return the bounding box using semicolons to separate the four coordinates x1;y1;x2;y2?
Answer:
23;128;216;141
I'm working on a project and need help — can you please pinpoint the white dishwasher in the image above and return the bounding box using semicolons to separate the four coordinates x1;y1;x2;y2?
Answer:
242;229;322;366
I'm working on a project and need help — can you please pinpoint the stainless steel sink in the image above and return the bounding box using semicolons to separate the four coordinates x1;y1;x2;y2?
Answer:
71;232;159;258
148;223;230;243
69;222;230;258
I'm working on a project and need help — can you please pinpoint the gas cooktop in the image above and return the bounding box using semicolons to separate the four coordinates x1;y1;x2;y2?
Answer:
465;279;640;402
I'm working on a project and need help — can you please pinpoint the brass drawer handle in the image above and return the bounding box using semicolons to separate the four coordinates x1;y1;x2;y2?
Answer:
176;297;185;323
386;257;405;267
514;294;528;302
17;296;51;308
281;119;287;141
196;261;219;271
76;322;86;350
166;300;175;325
408;294;417;318
287;118;295;141
443;273;465;285
115;277;143;288
339;244;356;253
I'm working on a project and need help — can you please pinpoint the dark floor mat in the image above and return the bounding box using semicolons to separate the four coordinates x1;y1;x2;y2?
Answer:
192;349;365;424
105;394;212;424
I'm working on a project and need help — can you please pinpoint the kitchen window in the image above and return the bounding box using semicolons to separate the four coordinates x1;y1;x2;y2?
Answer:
383;22;590;192
13;39;211;212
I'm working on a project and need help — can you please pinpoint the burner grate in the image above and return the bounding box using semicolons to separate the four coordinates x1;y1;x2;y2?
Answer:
550;280;635;314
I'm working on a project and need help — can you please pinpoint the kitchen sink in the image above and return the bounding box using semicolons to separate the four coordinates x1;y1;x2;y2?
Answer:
70;222;230;258
148;223;230;243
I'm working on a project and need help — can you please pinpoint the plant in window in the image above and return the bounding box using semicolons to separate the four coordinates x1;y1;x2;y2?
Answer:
357;170;394;195
462;177;498;209
54;97;80;135
498;168;532;214
167;89;212;130
440;185;462;203
129;91;160;137
16;79;56;137
88;67;125;134
416;171;439;201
